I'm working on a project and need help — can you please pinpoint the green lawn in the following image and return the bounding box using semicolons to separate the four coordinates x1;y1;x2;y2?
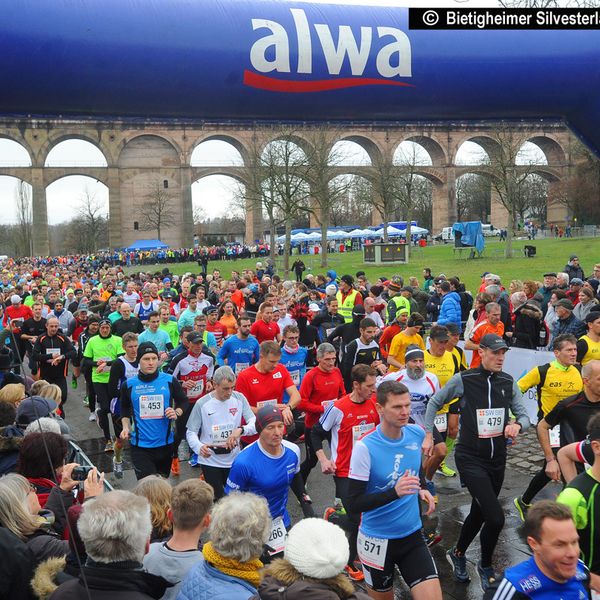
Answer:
126;237;600;293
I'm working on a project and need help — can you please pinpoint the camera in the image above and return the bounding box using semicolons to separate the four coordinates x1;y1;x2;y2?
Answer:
72;465;93;481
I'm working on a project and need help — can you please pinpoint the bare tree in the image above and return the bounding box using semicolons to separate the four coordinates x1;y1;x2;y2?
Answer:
481;124;541;257
14;181;33;256
329;175;373;228
75;187;108;252
138;179;179;241
456;174;492;223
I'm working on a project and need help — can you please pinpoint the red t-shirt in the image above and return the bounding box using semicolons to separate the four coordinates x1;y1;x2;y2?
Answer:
250;319;280;344
379;323;402;358
4;304;33;333
206;321;228;346
235;364;294;443
319;393;379;477
298;366;346;429
469;320;505;368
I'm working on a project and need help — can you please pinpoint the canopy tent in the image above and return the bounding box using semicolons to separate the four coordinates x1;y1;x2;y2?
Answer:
348;228;368;238
326;230;348;240
125;239;168;251
452;221;485;253
374;225;403;236
304;231;323;240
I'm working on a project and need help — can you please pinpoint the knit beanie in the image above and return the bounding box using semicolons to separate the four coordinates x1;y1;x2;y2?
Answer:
284;518;349;579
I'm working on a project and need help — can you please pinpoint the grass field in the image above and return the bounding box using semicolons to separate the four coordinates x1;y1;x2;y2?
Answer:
126;237;600;293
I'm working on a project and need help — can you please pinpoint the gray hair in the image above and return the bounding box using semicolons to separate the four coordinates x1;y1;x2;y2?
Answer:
209;492;270;562
317;342;336;359
557;272;570;286
510;292;527;310
24;417;61;436
213;366;236;386
582;359;600;380
485;285;501;298
485;302;501;314
78;490;152;564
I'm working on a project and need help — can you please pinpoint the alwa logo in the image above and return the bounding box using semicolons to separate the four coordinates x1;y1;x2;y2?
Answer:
245;8;414;93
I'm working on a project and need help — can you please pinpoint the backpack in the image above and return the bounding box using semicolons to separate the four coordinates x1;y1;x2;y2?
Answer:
459;292;473;323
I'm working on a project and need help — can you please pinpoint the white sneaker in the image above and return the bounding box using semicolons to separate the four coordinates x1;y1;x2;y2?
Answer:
88;412;97;422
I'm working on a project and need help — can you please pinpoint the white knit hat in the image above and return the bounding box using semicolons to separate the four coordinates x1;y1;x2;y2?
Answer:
325;284;337;296
284;518;349;579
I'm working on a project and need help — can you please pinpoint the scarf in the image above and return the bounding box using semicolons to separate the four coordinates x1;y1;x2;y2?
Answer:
202;542;262;587
283;344;299;355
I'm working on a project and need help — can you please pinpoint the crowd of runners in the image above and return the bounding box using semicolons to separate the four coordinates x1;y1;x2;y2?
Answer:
0;252;599;599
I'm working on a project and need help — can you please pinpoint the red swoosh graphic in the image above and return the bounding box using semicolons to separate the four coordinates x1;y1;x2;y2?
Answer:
243;70;415;92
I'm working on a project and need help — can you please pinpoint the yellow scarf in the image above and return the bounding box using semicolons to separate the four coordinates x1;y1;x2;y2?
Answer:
202;541;263;588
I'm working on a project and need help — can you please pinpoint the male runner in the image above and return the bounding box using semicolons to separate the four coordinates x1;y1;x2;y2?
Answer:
217;316;259;375
577;311;600;365
348;380;440;600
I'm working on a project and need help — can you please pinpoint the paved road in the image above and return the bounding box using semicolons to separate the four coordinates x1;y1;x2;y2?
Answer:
64;379;557;600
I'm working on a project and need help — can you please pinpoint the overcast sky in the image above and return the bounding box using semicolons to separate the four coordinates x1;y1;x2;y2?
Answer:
0;0;551;225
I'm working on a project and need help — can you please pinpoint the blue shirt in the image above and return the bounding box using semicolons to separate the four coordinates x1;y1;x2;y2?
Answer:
349;424;424;539
139;328;172;352
217;335;260;373
279;346;307;404
224;440;300;527
495;556;588;599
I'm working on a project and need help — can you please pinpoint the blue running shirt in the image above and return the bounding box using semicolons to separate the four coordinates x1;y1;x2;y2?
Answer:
217;335;260;374
349;424;424;539
224;439;300;527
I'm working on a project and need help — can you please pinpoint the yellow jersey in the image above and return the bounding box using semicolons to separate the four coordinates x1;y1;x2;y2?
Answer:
425;349;460;415
388;332;425;372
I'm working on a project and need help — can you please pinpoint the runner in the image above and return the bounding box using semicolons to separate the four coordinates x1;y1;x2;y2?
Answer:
312;363;380;581
465;302;505;368
423;333;530;591
133;288;159;325
483;501;590;600
169;331;215;473
20;302;47;376
138;311;173;361
514;334;583;519
82;319;124;452
224;405;304;560
205;306;228;347
185;366;256;499
279;325;308;405
347;380;441;600
159;304;180;349
120;342;188;479
297;342;345;486
250;303;281;344
77;315;99;418
577;312;600;365
386;312;425;372
217;316;259;376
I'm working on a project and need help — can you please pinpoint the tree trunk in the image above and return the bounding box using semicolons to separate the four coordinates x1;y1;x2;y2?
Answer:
157;224;161;241
382;210;389;243
404;211;412;262
283;220;292;278
504;208;517;259
320;215;329;268
269;217;277;266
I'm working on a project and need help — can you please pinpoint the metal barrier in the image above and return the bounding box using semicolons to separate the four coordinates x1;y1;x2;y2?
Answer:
68;440;114;492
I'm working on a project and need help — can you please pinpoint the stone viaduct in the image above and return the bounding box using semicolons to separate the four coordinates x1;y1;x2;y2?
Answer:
0;117;573;255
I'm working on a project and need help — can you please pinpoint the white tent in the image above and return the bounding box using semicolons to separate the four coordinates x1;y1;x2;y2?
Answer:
327;230;348;240
348;228;367;238
374;225;403;236
305;231;322;240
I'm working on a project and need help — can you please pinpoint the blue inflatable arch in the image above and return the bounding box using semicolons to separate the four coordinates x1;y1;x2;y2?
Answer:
2;1;600;152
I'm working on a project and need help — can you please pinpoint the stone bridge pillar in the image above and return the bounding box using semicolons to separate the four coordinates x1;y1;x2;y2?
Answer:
245;194;263;243
107;167;122;249
490;190;510;229
546;181;569;225
431;182;451;234
180;166;194;247
32;168;49;256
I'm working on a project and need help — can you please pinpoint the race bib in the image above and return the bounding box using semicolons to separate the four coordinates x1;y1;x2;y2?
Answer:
434;413;447;433
549;424;561;449
139;394;165;419
187;379;204;398
48;348;61;358
235;362;249;375
476;408;505;438
290;370;300;386
352;423;374;446
257;399;277;409
267;517;286;555
357;530;388;570
211;423;234;444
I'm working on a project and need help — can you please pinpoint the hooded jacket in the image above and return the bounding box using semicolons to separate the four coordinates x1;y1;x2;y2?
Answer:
251;559;370;600
0;424;23;475
437;291;462;331
513;301;545;349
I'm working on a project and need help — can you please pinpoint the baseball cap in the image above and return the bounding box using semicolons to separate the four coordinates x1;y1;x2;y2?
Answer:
255;406;284;433
203;306;218;315
16;396;58;426
429;325;450;341
554;298;574;311
308;303;320;312
340;274;354;286
187;331;204;344
570;278;584;286
585;312;600;324
543;272;557;278
479;333;509;352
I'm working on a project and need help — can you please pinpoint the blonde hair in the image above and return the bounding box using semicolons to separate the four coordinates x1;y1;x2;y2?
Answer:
133;476;172;540
171;479;214;531
0;384;26;406
38;384;62;404
29;380;49;397
0;473;44;539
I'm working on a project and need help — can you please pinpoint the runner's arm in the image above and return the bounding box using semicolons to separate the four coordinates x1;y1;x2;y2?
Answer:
185;402;205;455
509;381;530;431
576;338;588;364
107;360;125;401
240;397;257;436
517;367;540;394
557;442;583;483
169;378;189;413
423;373;464;433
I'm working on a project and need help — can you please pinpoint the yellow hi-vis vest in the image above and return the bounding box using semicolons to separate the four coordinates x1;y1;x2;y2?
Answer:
336;289;359;323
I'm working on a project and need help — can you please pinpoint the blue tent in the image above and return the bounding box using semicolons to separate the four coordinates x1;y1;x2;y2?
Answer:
452;222;485;254
125;239;168;251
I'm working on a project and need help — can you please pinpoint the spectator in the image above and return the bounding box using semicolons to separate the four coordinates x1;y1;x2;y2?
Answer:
178;492;271;600
133;475;173;543
538;272;558;315
16;395;70;437
436;281;462;331
0;400;23;475
252;518;370;600
143;479;214;600
552;299;586;340
564;254;585;282
574;287;598;322
0;382;26;407
513;298;546;349
49;490;171;600
544;289;567;335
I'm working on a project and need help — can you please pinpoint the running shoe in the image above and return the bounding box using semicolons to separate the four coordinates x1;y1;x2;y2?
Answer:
113;459;123;479
446;547;470;583
514;496;531;522
300;500;315;518
104;440;113;453
71;377;78;390
88;412;96;422
82;395;89;407
437;462;457;477
300;493;312;504
344;564;364;582
188;453;200;468
425;479;438;504
323;507;337;522
477;561;498;591
171;457;180;476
